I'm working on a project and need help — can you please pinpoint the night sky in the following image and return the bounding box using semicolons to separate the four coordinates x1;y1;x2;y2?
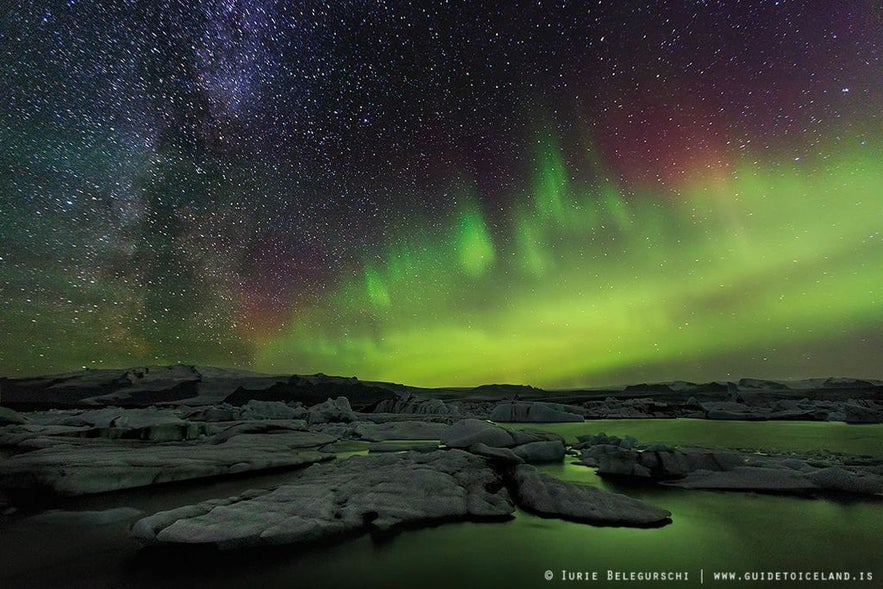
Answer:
1;1;881;387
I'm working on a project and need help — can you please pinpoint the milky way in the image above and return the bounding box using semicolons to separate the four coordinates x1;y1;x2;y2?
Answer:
2;1;881;386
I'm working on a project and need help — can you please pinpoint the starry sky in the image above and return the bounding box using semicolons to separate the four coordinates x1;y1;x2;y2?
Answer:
1;0;881;387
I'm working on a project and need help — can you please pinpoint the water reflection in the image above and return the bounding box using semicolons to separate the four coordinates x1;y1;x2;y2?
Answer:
1;422;880;589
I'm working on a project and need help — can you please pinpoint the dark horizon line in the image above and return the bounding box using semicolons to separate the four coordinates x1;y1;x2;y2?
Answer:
2;362;882;392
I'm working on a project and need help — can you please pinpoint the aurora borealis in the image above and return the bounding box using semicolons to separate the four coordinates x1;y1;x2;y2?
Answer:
1;1;881;387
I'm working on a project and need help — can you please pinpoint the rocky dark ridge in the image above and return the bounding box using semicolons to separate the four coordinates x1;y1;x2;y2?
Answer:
2;366;881;423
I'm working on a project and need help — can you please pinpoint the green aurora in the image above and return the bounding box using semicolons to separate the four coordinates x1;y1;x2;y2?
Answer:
253;133;883;387
4;1;882;388
3;131;881;387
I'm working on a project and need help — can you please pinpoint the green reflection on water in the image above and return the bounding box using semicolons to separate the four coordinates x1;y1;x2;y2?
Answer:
507;419;883;456
1;420;880;589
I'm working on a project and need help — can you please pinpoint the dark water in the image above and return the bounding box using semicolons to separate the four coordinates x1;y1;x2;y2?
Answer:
2;421;880;589
507;419;883;457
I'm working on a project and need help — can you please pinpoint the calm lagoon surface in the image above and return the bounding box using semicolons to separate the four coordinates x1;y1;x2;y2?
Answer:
507;419;883;457
2;420;880;589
